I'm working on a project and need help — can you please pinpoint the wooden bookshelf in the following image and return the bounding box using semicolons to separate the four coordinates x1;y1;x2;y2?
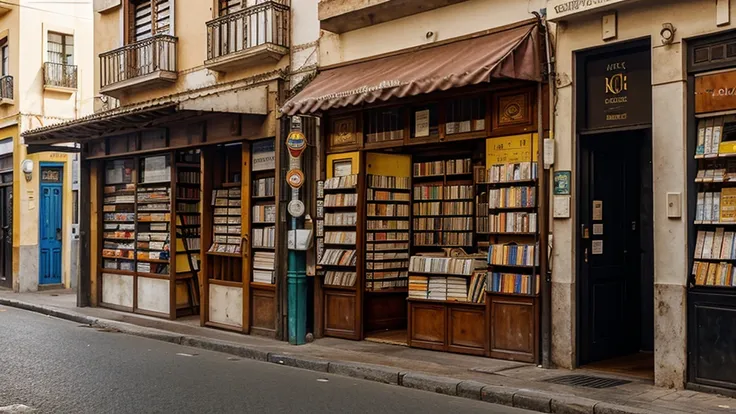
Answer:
319;173;362;339
364;173;411;332
173;149;201;317
249;138;277;337
412;158;474;250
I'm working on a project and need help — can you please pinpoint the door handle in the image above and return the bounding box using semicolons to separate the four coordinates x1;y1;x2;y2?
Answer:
55;228;62;241
584;247;588;263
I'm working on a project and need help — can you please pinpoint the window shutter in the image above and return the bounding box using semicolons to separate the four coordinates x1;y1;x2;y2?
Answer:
133;1;153;41
155;0;171;35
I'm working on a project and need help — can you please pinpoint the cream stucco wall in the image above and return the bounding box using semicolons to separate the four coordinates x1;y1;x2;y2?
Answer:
319;0;546;67
549;0;736;388
93;0;297;107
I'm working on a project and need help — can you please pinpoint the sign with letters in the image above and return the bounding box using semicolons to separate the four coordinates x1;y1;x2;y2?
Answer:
584;46;651;130
548;0;637;21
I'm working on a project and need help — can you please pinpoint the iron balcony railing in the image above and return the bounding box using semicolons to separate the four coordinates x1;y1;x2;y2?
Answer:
206;1;290;61
99;34;177;89
0;75;12;100
44;62;78;89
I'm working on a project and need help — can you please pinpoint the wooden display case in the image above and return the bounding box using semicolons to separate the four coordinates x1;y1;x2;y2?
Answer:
408;298;487;356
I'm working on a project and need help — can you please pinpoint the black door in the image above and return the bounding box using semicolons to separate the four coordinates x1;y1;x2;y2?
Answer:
579;130;648;364
0;184;12;289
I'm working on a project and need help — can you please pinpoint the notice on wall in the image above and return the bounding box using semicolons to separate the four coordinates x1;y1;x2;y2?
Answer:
143;155;169;183
553;195;571;219
592;200;603;221
593;223;604;235
252;139;276;171
592;240;603;255
415;110;430;138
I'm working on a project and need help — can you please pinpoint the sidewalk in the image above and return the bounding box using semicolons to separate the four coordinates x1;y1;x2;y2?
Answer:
1;289;735;414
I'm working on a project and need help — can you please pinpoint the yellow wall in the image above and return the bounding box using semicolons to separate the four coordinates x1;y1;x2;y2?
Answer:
365;152;410;177
326;151;361;179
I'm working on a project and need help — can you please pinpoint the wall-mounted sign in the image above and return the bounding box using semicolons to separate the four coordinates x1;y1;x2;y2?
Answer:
548;0;637;21
286;169;305;189
553;171;571;195
583;46;651;130
288;200;306;218
286;131;307;158
695;70;736;114
252;139;276;171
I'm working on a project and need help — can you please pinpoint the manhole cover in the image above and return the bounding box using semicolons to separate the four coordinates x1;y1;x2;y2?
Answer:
543;375;631;389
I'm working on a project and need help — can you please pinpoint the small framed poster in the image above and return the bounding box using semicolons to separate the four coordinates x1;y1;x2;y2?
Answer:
333;159;353;177
553;171;571;195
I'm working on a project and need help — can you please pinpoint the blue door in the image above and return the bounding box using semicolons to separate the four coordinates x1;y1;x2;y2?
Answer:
39;164;63;285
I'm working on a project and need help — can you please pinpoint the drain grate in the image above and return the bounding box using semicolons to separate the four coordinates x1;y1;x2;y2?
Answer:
543;374;631;389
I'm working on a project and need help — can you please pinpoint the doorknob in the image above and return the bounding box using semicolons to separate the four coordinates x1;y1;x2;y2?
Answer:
584;248;588;263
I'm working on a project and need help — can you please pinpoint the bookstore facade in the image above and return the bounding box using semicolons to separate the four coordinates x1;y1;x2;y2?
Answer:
23;79;290;339
283;21;550;362
549;0;736;391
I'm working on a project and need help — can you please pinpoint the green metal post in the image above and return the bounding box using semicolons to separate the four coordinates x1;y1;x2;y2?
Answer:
287;219;307;344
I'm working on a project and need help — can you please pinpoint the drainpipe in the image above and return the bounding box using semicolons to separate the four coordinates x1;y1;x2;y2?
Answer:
542;17;557;370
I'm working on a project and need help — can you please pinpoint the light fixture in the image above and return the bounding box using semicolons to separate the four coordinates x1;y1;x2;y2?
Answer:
661;23;676;45
21;159;33;182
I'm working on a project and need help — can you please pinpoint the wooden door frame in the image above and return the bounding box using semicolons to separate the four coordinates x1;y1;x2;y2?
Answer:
0;178;11;289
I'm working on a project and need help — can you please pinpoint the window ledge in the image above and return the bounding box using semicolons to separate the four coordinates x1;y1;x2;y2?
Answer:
44;85;76;94
0;98;14;106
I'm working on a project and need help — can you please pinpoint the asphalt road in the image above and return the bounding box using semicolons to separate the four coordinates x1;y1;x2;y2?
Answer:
0;305;534;414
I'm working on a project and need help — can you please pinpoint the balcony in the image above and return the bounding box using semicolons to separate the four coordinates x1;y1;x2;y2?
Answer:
0;75;12;105
319;0;471;34
99;34;178;99
44;62;78;93
205;1;290;73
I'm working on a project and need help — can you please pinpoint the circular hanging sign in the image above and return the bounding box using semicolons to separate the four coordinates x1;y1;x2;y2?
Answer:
286;169;305;189
286;131;307;158
288;200;305;218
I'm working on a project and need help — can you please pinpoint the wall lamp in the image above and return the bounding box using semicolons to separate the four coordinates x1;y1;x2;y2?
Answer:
21;159;33;182
661;23;676;45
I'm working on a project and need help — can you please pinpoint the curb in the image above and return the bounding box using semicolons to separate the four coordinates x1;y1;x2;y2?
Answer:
0;298;663;414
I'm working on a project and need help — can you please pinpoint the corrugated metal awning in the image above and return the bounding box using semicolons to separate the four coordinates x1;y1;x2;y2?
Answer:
282;22;542;116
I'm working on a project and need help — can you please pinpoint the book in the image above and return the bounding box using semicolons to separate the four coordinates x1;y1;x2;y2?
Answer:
703;231;715;259
723;232;734;260
697;120;706;155
714;192;722;223
706;262;718;285
696;192;705;222
705;118;714;155
713;228;725;262
713;117;724;154
705;192;714;222
721;188;736;223
695;231;705;259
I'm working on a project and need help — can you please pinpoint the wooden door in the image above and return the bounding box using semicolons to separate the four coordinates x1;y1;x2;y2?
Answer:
579;131;644;364
39;165;64;286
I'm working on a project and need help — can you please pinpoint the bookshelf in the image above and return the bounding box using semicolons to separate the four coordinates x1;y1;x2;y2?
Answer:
407;256;488;356
364;172;411;332
482;135;541;363
691;118;736;289
319;172;362;339
249;138;278;337
174;149;201;316
412;158;474;250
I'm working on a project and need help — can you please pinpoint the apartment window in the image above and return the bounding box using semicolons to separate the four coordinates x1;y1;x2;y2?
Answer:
47;32;74;65
219;0;241;16
129;0;171;42
0;38;8;76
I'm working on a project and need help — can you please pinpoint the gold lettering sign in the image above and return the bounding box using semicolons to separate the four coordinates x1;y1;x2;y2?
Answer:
329;116;358;149
695;70;736;114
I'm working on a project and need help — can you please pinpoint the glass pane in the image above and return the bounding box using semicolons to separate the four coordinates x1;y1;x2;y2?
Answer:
365;107;404;144
446;96;486;135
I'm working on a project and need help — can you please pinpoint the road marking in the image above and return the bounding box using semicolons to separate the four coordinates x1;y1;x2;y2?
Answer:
0;404;34;412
